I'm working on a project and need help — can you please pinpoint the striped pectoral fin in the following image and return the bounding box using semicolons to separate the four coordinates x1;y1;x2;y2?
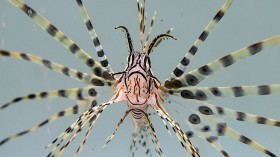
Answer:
129;130;138;157
74;121;94;157
151;105;171;136
0;50;95;84
103;109;132;148
206;137;229;157
0;104;84;146
167;84;280;101
132;109;163;157
0;51;115;87
47;105;101;148
169;35;280;87
192;134;229;157
46;121;82;152
46;101;114;156
51;125;84;157
142;114;164;157
201;134;230;157
222;125;277;157
187;110;230;157
190;104;279;156
139;126;152;157
160;116;172;136
70;101;100;157
168;0;233;79
189;126;229;157
8;0;114;81
189;117;276;156
47;109;96;156
0;87;97;111
155;109;199;157
199;104;280;127
57;114;99;157
75;0;113;73
187;111;230;157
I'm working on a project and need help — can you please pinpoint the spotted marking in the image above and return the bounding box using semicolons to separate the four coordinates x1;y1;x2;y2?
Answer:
195;90;207;100
236;112;246;121
219;55;233;67
189;45;198;55
198;65;212;75
198;31;208;41
185;74;199;86
248;42;263;55
199;106;213;115
180;90;195;99
217;123;226;136
210;87;222;96
258;85;270;95
213;10;224;22
189;114;201;124
232;86;244;97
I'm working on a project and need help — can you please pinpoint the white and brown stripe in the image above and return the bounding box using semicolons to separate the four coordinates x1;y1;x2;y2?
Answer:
169;0;233;79
168;84;280;101
165;35;280;88
76;0;113;73
8;0;114;81
0;87;96;110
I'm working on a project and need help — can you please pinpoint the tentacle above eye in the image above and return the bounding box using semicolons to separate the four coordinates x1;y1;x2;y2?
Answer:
115;26;135;53
147;34;177;55
153;28;174;51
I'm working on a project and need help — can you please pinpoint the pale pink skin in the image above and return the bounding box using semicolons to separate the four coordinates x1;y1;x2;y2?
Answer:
112;51;166;127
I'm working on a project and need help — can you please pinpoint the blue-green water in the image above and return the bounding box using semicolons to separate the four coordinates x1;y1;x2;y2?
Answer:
0;1;280;156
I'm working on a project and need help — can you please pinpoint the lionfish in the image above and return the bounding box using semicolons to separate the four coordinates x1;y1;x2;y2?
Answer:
1;0;280;156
